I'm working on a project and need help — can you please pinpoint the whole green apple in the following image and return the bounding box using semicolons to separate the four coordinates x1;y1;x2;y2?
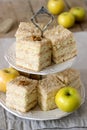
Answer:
70;7;86;22
0;67;20;92
58;12;75;28
55;87;81;112
47;0;65;15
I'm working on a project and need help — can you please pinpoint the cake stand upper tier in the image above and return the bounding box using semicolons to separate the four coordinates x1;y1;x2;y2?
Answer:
5;43;76;75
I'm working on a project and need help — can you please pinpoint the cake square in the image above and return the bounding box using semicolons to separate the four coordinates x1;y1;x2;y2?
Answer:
45;25;77;64
6;76;38;112
16;36;52;71
15;22;52;71
38;76;65;111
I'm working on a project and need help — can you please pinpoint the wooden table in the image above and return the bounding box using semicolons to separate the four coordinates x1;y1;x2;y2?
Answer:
0;0;87;38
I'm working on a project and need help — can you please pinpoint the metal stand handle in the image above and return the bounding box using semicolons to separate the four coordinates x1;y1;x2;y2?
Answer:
31;6;54;37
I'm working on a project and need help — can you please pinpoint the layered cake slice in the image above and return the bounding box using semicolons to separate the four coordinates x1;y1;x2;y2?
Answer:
15;22;52;71
38;76;65;111
16;36;52;71
6;76;38;112
45;25;77;64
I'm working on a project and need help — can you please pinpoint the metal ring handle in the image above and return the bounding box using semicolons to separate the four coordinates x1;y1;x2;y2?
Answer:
31;6;54;37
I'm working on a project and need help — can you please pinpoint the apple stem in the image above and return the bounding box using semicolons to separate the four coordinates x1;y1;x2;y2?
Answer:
66;92;70;96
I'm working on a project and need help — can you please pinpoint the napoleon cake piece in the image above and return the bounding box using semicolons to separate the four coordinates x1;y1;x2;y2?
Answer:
54;68;81;90
38;76;65;111
16;34;52;71
6;76;38;112
45;25;77;64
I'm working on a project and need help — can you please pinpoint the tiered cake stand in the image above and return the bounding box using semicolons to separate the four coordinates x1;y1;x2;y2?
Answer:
0;43;84;120
0;7;85;120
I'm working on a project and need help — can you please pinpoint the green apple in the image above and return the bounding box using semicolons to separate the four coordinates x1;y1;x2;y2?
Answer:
58;12;75;28
55;87;81;112
0;67;20;93
70;7;86;22
47;0;65;15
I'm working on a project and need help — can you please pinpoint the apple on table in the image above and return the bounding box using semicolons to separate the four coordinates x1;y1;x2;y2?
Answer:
57;12;75;28
70;7;86;22
0;67;20;93
55;86;81;112
47;0;65;15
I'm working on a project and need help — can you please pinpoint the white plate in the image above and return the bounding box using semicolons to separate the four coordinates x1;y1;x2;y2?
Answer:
5;43;76;75
0;83;85;121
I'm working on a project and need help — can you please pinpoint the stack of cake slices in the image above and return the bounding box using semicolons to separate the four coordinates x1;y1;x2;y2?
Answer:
15;22;77;72
6;68;82;112
5;22;80;113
